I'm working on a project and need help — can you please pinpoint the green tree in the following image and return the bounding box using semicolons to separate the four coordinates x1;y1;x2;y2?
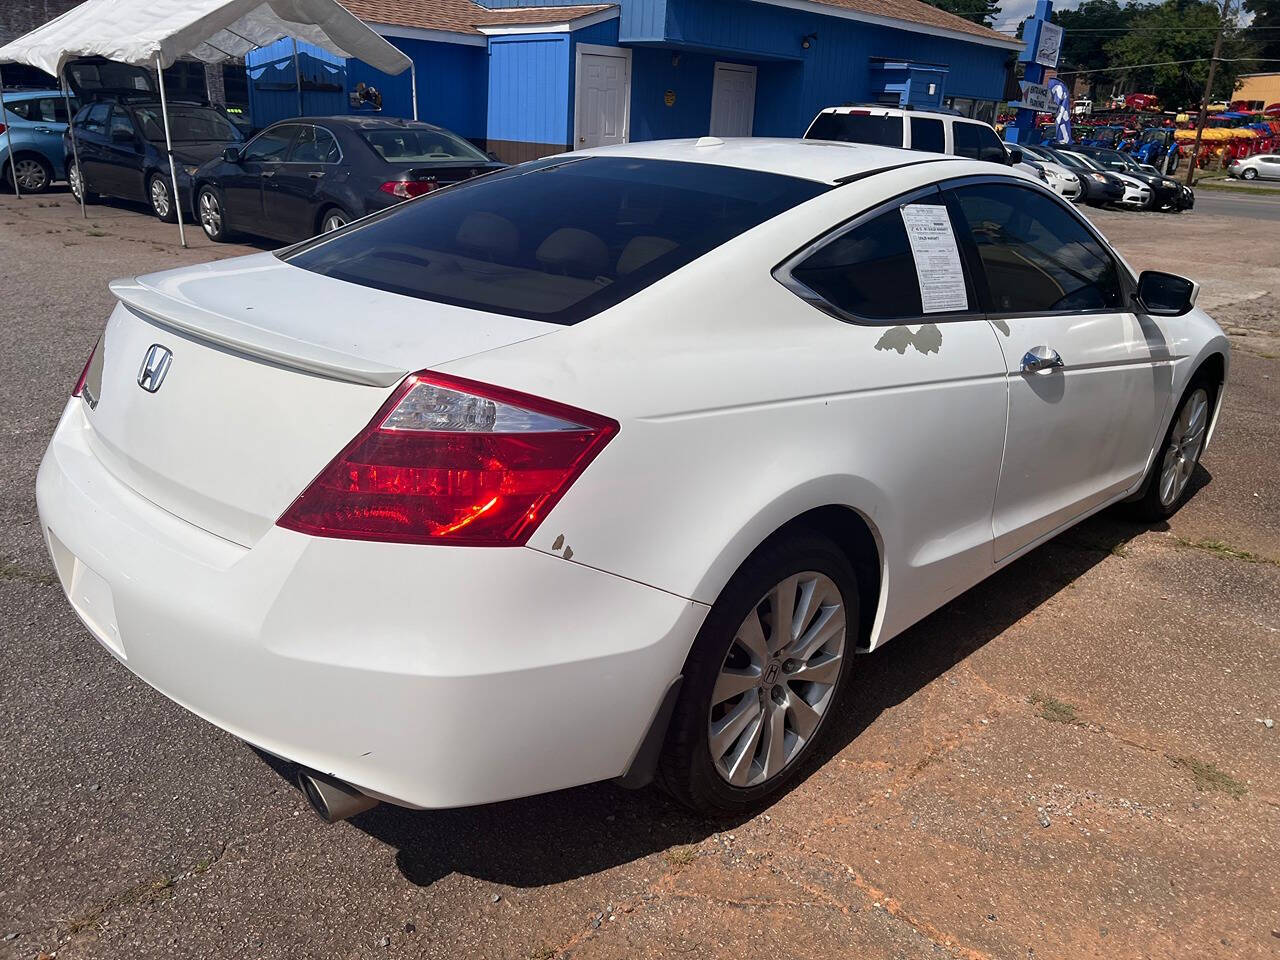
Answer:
1052;0;1147;75
922;0;1002;28
1105;0;1247;108
1242;0;1280;64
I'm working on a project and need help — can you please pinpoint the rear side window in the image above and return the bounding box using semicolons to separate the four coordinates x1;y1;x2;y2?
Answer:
82;103;109;132
290;126;340;163
949;183;1123;314
6;98;71;122
806;112;903;147
954;122;1007;163
283;156;829;325
909;118;945;153
788;199;970;321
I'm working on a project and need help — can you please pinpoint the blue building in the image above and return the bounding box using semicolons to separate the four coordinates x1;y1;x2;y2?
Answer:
245;0;1020;162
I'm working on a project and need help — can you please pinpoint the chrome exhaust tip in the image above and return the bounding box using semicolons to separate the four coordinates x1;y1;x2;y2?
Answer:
297;770;380;823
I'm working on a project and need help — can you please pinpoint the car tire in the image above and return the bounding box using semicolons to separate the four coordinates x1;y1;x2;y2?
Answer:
656;531;858;816
1128;375;1217;522
318;206;350;235
1242;168;1258;180
149;172;178;223
5;154;53;194
68;161;95;203
196;185;235;243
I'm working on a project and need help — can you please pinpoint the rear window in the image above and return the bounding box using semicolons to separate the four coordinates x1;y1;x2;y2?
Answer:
282;156;829;325
806;112;903;148
360;126;488;163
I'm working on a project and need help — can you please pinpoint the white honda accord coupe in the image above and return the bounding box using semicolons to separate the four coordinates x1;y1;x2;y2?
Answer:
37;138;1227;819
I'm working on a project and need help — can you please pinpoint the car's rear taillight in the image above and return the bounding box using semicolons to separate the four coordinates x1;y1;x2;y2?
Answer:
277;372;618;546
379;179;437;199
72;341;97;397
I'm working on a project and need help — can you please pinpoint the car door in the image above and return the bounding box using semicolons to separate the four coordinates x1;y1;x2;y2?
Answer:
944;179;1169;560
222;124;298;235
74;103;111;190
264;124;341;239
1261;156;1280;180
779;186;1008;621
103;106;146;200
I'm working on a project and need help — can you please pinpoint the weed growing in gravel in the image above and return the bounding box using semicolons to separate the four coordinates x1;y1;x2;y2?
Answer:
1028;693;1081;725
1173;537;1280;566
1169;756;1246;798
665;844;698;866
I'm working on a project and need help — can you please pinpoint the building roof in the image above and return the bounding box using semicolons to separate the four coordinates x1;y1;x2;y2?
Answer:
343;0;1014;44
343;0;616;35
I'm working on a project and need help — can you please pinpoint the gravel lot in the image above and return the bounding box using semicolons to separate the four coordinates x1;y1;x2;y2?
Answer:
2;190;1278;960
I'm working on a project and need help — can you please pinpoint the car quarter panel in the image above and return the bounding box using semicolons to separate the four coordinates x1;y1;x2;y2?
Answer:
440;161;1016;647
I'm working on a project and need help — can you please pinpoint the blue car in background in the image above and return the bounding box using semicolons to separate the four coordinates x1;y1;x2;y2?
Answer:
1;88;78;193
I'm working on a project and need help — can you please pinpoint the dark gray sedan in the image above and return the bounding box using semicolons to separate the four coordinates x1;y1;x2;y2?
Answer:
192;116;506;243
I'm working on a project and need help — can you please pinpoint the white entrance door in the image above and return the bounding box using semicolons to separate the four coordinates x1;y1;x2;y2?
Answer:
575;46;631;149
709;62;757;137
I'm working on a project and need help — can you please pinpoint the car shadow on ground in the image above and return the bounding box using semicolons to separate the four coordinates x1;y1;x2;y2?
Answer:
40;189;281;251
254;471;1204;890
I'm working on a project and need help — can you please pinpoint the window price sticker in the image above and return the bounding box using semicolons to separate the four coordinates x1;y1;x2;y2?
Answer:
900;204;969;314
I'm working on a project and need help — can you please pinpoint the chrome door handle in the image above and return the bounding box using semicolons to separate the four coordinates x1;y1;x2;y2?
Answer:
34;126;53;133
261;170;275;178
308;171;324;179
1020;345;1064;374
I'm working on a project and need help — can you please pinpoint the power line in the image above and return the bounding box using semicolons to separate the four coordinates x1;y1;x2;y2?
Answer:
1056;55;1280;75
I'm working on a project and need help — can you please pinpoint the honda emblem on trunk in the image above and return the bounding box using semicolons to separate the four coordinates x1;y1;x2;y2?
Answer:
137;344;173;393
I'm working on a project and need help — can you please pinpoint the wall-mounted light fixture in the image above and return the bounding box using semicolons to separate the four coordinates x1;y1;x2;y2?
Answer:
801;32;817;49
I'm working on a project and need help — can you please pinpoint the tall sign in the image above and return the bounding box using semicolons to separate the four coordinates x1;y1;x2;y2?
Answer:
1005;0;1057;146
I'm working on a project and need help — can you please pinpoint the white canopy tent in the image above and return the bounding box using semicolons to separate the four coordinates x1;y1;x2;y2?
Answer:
0;0;414;244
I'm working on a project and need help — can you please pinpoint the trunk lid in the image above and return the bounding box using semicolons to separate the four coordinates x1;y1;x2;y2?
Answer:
83;253;557;546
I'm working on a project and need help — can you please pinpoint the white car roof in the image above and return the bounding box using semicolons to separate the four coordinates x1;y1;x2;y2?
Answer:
575;137;967;185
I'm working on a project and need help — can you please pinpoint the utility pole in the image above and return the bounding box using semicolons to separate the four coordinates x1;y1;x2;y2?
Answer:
1185;0;1233;186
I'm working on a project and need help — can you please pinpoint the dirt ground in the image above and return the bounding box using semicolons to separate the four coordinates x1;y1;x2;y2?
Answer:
1;191;1278;960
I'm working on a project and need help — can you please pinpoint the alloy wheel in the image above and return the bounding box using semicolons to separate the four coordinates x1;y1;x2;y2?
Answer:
1159;388;1209;507
151;177;171;218
199;191;222;238
322;212;346;232
708;571;846;788
11;158;48;192
69;164;83;200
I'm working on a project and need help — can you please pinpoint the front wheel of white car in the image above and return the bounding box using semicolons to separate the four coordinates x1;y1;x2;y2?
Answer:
657;532;858;815
1130;376;1216;521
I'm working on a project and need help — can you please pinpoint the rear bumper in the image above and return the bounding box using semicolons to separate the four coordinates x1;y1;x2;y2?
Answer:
36;400;707;809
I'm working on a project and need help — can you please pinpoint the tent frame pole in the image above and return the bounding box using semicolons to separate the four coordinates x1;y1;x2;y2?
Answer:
293;39;304;116
410;62;418;121
61;72;86;218
0;65;21;198
155;56;187;247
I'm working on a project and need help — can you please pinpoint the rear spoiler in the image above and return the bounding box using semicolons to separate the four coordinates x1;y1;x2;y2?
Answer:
108;278;408;388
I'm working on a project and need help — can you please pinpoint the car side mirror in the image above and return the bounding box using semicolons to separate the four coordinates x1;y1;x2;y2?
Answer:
223;145;241;163
1006;146;1023;166
1134;270;1199;317
486;151;501;162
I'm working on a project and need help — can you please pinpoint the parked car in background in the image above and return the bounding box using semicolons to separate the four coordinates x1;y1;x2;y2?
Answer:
804;105;1025;168
1071;144;1192;211
1;88;78;192
193;116;506;244
65;100;243;221
1015;143;1083;201
1056;149;1151;209
38;140;1227;819
1042;147;1126;206
1229;153;1280;180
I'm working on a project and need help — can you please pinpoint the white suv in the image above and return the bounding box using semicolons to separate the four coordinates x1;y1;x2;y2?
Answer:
805;105;1017;163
